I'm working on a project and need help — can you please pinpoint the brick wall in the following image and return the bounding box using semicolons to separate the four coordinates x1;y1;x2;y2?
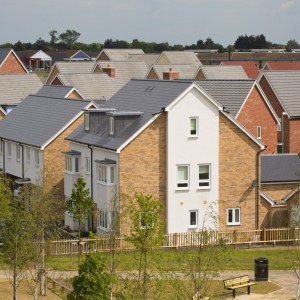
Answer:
237;85;278;153
219;112;261;230
51;77;62;85
119;113;166;235
0;52;26;74
43;114;84;201
288;119;300;153
97;52;110;61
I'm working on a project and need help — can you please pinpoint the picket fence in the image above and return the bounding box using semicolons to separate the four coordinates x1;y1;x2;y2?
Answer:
48;227;300;255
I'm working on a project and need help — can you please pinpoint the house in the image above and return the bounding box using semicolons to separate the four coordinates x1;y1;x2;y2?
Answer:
128;53;160;68
257;70;300;154
145;64;199;80
0;94;96;202
0;48;28;74
194;65;249;79
195;80;280;154
259;154;300;228
262;61;300;71
0;73;43;116
154;51;202;68
221;61;260;79
63;79;265;235
97;49;145;61
17;50;52;70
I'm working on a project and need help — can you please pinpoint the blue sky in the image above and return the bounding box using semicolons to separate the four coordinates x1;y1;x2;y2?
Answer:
1;0;299;46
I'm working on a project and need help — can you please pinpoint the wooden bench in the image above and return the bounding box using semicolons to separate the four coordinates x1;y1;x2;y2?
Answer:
223;275;256;298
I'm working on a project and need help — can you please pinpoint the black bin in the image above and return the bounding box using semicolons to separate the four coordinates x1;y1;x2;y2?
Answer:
255;257;268;281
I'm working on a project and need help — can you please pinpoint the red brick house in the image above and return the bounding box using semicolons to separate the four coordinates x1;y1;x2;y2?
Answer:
257;70;300;154
0;49;28;74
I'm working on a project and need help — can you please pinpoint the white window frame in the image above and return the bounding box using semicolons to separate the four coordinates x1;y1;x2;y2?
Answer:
0;140;3;156
16;144;20;162
257;126;262;139
98;210;117;231
198;164;211;189
65;155;80;174
35;149;39;167
86;157;91;174
109;117;114;135
189;210;198;228
97;164;116;185
277;123;281;132
84;112;89;131
227;207;241;226
26;147;30;163
189;117;198;137
7;142;11;158
176;165;189;190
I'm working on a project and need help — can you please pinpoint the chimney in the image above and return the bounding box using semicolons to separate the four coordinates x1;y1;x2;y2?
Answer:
163;68;179;80
102;64;115;78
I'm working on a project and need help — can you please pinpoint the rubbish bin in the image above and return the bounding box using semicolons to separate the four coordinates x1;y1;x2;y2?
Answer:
255;257;268;281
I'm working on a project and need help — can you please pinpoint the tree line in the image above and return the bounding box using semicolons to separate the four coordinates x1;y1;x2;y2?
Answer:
0;29;298;53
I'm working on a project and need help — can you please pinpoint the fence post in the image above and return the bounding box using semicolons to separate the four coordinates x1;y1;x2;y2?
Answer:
263;228;266;247
175;233;179;250
233;230;237;249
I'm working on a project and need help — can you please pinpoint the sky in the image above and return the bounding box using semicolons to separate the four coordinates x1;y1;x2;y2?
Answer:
0;0;299;47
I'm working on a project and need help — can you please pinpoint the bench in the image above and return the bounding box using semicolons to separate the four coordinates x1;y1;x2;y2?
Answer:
223;275;256;298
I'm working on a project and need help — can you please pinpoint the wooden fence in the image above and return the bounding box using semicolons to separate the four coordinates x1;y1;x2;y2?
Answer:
48;227;300;255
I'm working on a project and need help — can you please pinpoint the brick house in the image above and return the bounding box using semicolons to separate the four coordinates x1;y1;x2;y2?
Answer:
0;90;95;203
0;48;28;74
259;154;300;228
257;70;300;154
63;79;265;235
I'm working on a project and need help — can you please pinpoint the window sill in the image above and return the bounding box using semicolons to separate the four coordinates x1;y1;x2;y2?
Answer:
176;187;189;191
188;135;198;138
97;181;116;187
189;225;198;229
16;159;20;162
65;171;80;175
98;226;109;231
227;223;241;226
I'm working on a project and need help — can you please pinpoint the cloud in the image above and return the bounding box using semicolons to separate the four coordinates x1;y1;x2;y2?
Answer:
281;0;294;10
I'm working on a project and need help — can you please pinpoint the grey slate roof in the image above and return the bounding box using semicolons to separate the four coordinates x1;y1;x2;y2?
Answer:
55;73;123;100
0;95;91;147
66;79;192;151
0;49;11;65
35;85;79;98
261;70;300;117
195;80;254;117
146;64;199;79
196;65;249;79
0;74;43;105
261;154;300;183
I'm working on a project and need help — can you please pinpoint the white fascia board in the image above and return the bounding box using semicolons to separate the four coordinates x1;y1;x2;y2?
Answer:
49;75;64;85
0;106;7;116
65;87;85;100
221;110;265;150
41;102;94;150
91;61;101;73
0;50;28;73
260;190;276;207
116;112;162;153
165;82;223;112
31;50;52;60
96;50;105;61
235;82;255;118
144;65;154;79
193;66;202;79
282;188;299;202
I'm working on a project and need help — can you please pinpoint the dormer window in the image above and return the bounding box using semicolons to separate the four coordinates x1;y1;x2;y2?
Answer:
109;117;114;135
84;112;90;131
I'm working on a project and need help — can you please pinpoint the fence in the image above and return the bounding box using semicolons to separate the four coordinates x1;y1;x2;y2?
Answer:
48;227;300;255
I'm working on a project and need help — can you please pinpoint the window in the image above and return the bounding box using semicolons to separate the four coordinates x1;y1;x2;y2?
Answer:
86;157;91;174
16;144;20;161
7;142;11;158
189;210;198;228
109;117;114;135
84;113;89;131
277;123;281;132
176;165;189;189
257;126;262;139
198;164;210;188
189;117;198;136
97;164;115;185
98;210;117;231
227;208;240;225
35;149;39;166
65;156;79;173
26;147;30;163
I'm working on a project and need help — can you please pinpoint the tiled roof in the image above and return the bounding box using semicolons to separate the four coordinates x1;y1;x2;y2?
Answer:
197;52;229;62
0;48;11;65
222;61;260;79
157;51;202;66
265;61;300;70
261;154;300;183
0;74;43;105
195;80;254;117
261;70;300;117
231;52;300;61
128;54;160;68
0;95;91;147
197;65;249;79
35;85;78;98
66;79;192;151
55;61;95;74
146;64;199;79
98;49;144;60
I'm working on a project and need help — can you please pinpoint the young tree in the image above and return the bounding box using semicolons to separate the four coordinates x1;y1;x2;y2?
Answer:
67;252;113;300
66;177;94;258
124;192;165;299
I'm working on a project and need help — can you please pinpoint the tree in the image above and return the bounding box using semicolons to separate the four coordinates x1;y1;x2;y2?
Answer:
124;192;165;299
66;177;94;259
68;252;113;300
287;39;298;50
49;30;59;47
34;37;47;51
59;30;81;46
13;40;24;51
